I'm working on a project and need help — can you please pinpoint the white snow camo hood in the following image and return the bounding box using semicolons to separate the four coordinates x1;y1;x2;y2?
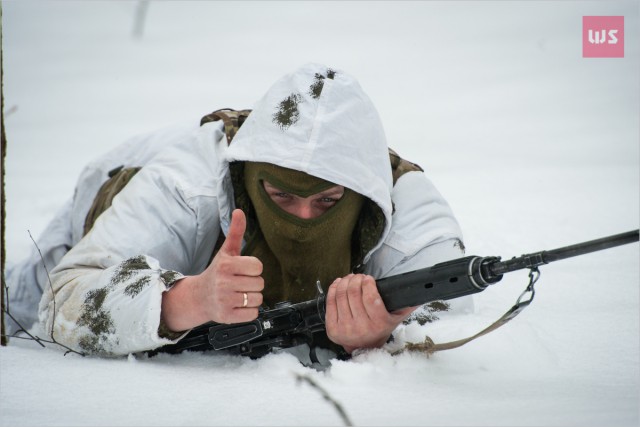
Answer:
226;63;394;258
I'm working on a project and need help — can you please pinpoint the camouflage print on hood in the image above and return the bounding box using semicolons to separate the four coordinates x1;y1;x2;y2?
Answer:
226;64;394;267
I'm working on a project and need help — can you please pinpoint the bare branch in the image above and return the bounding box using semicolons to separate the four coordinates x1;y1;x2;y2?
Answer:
132;1;149;39
1;2;7;346
2;286;45;347
2;281;84;356
0;231;86;356
295;373;354;426
28;230;57;338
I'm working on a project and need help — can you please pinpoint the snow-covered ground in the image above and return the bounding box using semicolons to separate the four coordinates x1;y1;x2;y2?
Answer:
1;1;638;426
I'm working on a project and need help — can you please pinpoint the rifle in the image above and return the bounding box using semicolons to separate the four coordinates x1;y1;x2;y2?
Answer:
159;229;639;358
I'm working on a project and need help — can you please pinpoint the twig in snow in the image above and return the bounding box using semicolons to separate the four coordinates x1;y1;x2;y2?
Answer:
4;105;17;117
5;231;85;356
1;283;84;355
2;284;45;347
132;1;149;39
295;373;353;426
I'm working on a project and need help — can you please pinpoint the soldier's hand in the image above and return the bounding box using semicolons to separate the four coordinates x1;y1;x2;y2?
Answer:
324;274;415;354
161;209;263;331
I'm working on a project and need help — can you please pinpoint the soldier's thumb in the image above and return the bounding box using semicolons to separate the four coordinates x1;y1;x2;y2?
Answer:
219;209;246;257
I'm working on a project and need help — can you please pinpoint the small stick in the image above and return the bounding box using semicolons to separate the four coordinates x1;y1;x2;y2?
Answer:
295;373;354;426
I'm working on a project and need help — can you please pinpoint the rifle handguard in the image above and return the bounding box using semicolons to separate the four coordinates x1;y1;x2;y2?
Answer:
377;256;502;312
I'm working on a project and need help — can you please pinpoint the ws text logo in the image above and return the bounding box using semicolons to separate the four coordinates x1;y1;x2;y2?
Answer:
583;16;624;58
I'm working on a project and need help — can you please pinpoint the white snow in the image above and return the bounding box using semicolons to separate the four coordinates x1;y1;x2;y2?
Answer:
1;1;638;426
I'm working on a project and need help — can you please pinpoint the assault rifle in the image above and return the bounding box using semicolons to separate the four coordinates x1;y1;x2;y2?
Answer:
159;230;639;358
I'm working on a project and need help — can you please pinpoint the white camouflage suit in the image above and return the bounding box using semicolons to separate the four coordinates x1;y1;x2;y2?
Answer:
6;64;466;356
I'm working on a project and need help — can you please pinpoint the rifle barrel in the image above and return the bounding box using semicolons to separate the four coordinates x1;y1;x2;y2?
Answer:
489;229;639;276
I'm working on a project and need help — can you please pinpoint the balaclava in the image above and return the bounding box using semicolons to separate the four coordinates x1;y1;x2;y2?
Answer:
242;162;365;306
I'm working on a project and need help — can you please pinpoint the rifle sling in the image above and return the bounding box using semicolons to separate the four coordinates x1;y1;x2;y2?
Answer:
395;268;539;356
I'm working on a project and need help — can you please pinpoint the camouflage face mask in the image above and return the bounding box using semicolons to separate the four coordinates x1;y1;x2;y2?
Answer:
243;162;364;306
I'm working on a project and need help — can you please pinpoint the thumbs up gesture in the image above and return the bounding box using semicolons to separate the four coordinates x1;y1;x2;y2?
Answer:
161;209;264;332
